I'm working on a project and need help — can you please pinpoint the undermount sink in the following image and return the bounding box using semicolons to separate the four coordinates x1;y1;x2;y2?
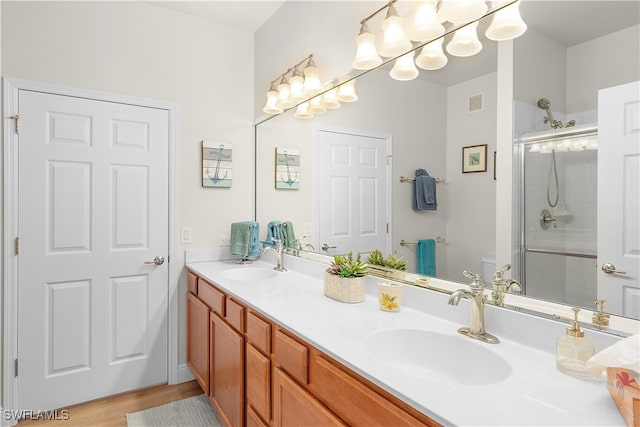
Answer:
365;329;511;386
219;267;278;282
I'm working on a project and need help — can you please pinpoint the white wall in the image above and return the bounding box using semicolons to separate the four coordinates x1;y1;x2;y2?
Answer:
446;72;497;283
1;1;254;373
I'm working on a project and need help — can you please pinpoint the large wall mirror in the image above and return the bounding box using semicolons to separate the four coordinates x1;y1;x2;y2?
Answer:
254;1;640;327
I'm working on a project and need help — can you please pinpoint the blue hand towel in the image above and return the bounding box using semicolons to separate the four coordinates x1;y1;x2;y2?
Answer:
417;239;436;276
281;221;296;249
264;221;282;247
230;221;260;258
413;173;437;211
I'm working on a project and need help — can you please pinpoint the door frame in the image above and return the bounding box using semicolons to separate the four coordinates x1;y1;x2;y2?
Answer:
2;78;179;417
313;125;393;255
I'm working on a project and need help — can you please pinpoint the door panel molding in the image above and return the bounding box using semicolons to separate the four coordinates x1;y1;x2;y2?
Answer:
2;78;178;419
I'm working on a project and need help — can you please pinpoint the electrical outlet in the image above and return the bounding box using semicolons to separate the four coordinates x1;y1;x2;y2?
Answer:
181;226;192;244
220;235;230;246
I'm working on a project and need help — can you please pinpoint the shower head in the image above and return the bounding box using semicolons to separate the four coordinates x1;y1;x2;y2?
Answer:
537;98;551;110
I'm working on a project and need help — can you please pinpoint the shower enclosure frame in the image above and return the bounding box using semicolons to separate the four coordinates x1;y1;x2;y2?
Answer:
513;124;598;297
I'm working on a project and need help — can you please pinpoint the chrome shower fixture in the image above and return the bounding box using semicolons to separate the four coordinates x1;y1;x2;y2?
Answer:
537;98;576;130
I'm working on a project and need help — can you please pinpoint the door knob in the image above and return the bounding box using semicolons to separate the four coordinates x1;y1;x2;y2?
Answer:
144;256;165;266
321;243;337;251
601;263;626;275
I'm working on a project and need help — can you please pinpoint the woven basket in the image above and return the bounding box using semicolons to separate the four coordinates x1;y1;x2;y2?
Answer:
323;271;365;303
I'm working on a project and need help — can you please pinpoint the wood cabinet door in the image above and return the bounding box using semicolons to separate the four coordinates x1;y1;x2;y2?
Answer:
246;343;271;424
273;368;346;427
187;292;209;394
210;311;244;427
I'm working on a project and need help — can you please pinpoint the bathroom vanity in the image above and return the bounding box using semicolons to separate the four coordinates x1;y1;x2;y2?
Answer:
186;253;627;426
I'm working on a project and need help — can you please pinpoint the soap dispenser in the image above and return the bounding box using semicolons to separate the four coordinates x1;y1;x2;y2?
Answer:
556;307;596;380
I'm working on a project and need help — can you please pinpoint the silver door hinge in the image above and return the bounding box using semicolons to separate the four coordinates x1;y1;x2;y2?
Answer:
386;223;389;233
15;359;18;377
15;237;20;255
10;115;20;134
385;154;392;165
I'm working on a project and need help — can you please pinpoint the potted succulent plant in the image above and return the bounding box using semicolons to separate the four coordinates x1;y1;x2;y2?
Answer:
324;252;368;303
367;250;407;280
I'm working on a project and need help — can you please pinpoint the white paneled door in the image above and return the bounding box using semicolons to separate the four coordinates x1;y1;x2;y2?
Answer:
316;128;390;256
17;90;169;410
598;81;640;318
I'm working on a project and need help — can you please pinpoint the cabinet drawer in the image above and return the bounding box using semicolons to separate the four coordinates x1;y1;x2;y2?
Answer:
246;343;271;424
188;271;198;294
275;329;308;385
198;278;225;315
226;298;245;333
310;353;429;427
246;311;271;355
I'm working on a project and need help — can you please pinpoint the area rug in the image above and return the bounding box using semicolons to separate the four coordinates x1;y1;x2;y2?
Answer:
126;394;223;427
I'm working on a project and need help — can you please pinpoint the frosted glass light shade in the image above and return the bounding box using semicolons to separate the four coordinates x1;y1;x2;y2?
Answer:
263;90;283;114
408;0;445;42
277;81;295;109
294;102;313;119
308;96;327;114
289;73;305;101
439;0;487;23
486;1;527;41
379;14;412;57
321;88;341;109
352;31;383;70
302;64;323;96
389;51;419;81
415;38;448;70
446;22;482;57
337;80;358;102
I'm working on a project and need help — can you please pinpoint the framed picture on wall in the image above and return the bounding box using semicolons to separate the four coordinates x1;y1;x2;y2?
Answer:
275;147;300;189
462;144;487;173
202;140;232;188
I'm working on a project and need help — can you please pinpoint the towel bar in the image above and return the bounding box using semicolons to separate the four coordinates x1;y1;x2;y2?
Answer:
400;176;445;183
400;237;445;246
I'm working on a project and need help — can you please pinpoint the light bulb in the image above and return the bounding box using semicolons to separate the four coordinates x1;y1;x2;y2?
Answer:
294;102;313;119
415;38;448;70
337;79;358;103
408;0;445;42
446;22;482;57
379;5;412;57
486;1;527;41
389;51;419;81
352;24;383;70
277;78;295;109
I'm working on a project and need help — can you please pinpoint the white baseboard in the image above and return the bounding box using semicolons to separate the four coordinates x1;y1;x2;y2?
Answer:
176;363;195;384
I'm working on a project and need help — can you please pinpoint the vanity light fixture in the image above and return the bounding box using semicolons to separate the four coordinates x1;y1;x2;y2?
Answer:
262;54;324;115
308;95;328;114
350;0;528;78
294;101;314;119
321;88;341;109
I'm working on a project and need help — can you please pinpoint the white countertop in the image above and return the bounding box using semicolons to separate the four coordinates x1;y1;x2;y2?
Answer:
186;257;625;427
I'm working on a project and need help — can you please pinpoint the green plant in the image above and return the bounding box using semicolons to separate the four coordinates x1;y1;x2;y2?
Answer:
367;250;407;271
328;251;368;278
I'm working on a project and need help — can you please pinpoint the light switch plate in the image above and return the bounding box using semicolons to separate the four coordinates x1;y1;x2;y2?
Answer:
181;226;192;244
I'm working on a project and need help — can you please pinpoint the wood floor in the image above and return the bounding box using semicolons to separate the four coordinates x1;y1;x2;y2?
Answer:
17;380;203;427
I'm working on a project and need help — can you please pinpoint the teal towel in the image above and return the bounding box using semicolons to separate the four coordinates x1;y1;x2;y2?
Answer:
264;221;282;247
417;239;436;276
281;221;296;248
230;221;260;258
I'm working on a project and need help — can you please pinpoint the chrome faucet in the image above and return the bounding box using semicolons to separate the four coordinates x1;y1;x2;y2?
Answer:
491;264;522;307
261;238;287;272
294;236;314;255
448;271;499;344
